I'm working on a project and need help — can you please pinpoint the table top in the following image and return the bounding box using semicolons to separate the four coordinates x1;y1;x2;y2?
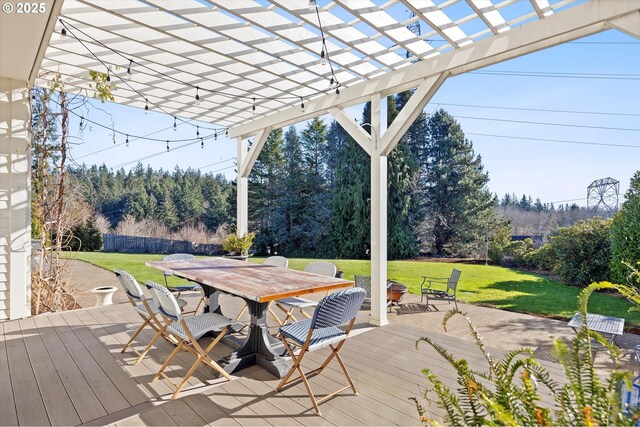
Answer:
568;312;625;336
146;257;354;303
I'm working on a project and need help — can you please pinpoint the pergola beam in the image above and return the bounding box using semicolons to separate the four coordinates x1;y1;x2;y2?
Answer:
608;11;640;39
380;73;448;156
229;0;640;139
240;127;271;178
329;107;372;156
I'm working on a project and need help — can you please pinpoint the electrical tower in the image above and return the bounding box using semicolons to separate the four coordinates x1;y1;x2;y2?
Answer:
406;11;421;60
587;177;620;213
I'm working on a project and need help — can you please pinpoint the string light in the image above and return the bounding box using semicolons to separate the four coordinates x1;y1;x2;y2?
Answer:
125;134;129;147
200;138;204;148
195;86;200;105
214;132;217;141
252;97;256;114
144;98;149;114
320;49;326;66
126;59;132;79
106;67;111;82
300;97;305;112
196;126;200;137
173;116;177;131
60;28;67;38
166;140;169;152
309;0;315;10
335;87;340;99
225;129;228;137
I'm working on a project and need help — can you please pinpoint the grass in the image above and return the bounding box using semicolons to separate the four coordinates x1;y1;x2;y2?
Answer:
67;252;640;326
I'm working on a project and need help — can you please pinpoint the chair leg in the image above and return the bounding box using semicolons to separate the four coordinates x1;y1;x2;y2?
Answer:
333;348;358;394
154;340;184;382
172;355;203;399
299;309;312;319
135;323;168;365
122;318;150;353
235;303;248;321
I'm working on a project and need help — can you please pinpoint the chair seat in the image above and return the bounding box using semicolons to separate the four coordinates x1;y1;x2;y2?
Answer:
168;284;201;292
422;289;453;298
277;297;318;309
134;298;187;316
167;312;234;341
280;319;346;350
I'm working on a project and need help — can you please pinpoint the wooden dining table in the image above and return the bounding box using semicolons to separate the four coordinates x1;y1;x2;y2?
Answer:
146;257;354;378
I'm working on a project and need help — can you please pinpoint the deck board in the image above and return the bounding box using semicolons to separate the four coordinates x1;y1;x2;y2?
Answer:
1;302;572;426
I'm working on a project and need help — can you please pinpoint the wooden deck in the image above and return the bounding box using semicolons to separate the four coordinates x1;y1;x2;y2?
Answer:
0;298;566;426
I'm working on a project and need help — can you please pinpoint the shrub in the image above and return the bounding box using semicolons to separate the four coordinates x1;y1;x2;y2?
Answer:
222;232;256;255
488;223;511;265
69;216;103;251
550;218;612;286
525;243;556;271
611;171;640;286
413;282;640;426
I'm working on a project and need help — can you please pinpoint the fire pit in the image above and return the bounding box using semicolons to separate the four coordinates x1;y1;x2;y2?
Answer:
387;281;408;305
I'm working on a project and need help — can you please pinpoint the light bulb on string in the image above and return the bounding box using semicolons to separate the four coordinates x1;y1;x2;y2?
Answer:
79;116;84;129
308;0;315;10
126;135;129;147
166;140;169;152
126;60;132;79
60;27;67;39
195;87;200;105
173;116;177;131
201;138;204;149
196;126;200;137
335;87;340;99
320;49;326;66
330;76;335;87
252;97;256;115
106;67;111;82
300;97;305;112
214;132;217;141
225;129;228;137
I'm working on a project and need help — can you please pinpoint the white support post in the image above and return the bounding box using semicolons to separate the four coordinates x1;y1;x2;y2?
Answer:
0;78;31;320
236;137;249;235
329;107;373;156
369;92;388;327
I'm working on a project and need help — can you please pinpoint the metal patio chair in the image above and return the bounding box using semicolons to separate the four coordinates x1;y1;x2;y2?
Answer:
276;287;366;415
354;274;393;312
114;270;187;364
147;281;234;399
162;253;205;315
274;261;337;326
420;268;462;310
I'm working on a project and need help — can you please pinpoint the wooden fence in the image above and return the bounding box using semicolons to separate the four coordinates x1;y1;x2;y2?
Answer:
103;234;222;255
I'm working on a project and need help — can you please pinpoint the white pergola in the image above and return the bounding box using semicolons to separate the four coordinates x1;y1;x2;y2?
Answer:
1;0;639;321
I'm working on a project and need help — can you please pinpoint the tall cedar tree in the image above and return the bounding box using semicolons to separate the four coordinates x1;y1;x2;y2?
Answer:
278;126;307;255
611;171;640;285
249;128;285;253
421;109;494;256
327;113;370;258
299;118;331;256
387;92;420;259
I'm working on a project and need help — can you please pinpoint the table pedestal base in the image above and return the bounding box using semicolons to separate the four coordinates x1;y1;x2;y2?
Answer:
202;288;290;378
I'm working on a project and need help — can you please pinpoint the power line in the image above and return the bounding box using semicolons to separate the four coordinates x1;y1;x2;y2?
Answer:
457;116;640;132
432;102;640;117
205;164;236;174
468;132;640;149
196;158;236;170
470;70;640;81
111;135;216;169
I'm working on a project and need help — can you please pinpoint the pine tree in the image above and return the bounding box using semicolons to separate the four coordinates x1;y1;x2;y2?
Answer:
278;126;306;255
420;109;494;256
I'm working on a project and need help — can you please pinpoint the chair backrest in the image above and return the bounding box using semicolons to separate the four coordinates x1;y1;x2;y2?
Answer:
448;269;462;293
147;281;183;321
311;288;366;329
304;261;337;278
115;270;145;301
162;253;197;262
264;256;288;268
354;275;371;298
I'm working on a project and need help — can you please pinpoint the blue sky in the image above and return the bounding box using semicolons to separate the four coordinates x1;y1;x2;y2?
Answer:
66;28;639;206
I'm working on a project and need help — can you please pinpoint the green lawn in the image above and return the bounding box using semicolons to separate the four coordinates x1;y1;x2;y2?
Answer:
67;252;640;326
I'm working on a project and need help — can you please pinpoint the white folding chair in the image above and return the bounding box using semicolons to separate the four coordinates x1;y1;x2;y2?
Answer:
274;261;337;326
147;281;235;399
114;270;187;364
277;287;366;415
162;253;206;315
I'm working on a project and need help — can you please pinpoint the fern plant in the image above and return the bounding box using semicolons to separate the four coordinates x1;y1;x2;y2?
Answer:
413;281;640;426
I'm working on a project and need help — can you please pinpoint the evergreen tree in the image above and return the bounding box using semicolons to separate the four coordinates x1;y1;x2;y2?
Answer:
386;92;419;259
278;126;306;255
611;171;640;285
249;128;285;253
420;109;494;256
